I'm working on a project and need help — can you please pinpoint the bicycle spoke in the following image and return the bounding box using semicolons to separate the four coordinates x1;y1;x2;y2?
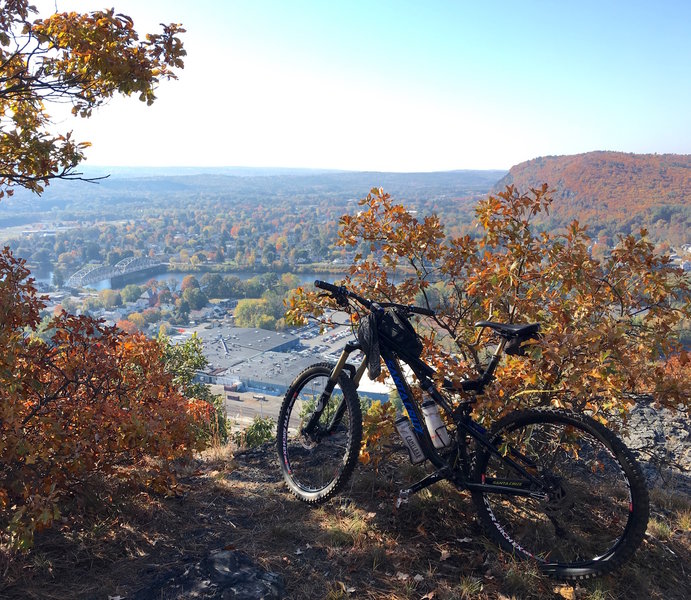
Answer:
277;364;362;503
472;409;648;578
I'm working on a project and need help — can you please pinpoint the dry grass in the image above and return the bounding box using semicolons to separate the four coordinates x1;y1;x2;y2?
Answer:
1;444;690;600
676;509;691;532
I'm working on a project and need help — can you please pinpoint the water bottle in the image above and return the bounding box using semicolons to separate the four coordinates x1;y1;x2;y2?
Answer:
394;416;425;464
421;396;451;449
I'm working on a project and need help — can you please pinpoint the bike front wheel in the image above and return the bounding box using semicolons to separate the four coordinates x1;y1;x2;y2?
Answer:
471;408;649;580
277;363;362;504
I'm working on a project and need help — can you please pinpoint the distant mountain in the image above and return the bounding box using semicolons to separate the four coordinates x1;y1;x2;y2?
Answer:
1;168;506;211
495;151;690;243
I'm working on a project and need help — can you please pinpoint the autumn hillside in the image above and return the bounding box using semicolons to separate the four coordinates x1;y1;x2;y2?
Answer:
495;151;691;244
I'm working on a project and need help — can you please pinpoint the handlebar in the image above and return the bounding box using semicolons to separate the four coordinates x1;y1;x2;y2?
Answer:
314;280;435;317
406;305;435;317
314;280;347;296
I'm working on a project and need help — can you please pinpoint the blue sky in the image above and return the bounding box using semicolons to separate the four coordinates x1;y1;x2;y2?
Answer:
36;1;691;171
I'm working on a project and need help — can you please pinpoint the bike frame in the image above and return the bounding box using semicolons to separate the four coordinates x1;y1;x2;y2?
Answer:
316;338;549;502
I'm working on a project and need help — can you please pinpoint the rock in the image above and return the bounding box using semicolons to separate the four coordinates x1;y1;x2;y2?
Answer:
205;550;284;600
622;396;690;496
132;549;284;600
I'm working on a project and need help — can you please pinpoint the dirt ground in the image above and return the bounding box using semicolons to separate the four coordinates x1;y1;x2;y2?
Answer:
1;443;690;600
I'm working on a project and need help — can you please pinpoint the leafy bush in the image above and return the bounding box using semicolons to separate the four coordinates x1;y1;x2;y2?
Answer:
158;332;228;443
0;248;215;548
359;401;396;467
233;416;275;448
0;1;191;549
289;186;691;425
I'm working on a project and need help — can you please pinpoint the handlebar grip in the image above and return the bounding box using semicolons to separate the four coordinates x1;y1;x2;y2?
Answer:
314;280;344;294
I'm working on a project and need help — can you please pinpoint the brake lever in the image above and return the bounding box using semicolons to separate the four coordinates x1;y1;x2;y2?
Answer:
318;291;351;312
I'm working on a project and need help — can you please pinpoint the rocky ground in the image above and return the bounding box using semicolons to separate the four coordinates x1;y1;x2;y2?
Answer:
623;397;690;496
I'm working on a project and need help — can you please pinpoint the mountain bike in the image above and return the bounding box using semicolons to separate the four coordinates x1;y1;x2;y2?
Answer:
276;281;650;580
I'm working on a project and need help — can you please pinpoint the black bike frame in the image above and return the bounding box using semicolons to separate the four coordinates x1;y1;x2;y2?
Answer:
315;339;548;500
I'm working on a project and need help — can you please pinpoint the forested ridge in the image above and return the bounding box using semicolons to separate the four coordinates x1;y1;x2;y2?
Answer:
496;151;690;244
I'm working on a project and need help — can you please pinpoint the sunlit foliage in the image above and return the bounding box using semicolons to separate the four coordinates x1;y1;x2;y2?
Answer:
0;248;214;548
289;187;691;424
0;0;185;197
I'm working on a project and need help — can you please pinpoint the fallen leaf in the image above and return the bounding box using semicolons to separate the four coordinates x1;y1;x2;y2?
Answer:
414;574;424;582
396;571;410;581
421;592;436;600
554;585;576;600
440;549;451;561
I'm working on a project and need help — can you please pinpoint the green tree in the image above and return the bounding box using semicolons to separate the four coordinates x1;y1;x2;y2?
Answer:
58;297;77;314
255;314;276;330
52;268;64;288
200;272;224;298
280;272;301;291
127;311;146;331
158;332;227;441
121;284;143;303
174;297;190;323
234;298;264;327
222;275;241;298
182;286;208;310
81;296;103;313
241;277;264;298
232;415;274;448
98;289;122;309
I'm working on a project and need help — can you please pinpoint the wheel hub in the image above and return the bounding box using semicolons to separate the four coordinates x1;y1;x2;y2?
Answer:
542;477;573;514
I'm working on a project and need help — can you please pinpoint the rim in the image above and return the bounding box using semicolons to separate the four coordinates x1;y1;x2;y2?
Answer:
280;373;353;494
480;419;634;568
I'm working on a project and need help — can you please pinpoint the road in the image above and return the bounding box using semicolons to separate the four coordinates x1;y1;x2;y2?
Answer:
217;388;284;428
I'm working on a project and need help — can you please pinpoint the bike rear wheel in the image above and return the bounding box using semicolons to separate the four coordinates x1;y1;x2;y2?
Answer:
471;408;649;580
277;363;362;503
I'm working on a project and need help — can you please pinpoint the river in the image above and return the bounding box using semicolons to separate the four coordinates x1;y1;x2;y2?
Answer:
31;268;347;291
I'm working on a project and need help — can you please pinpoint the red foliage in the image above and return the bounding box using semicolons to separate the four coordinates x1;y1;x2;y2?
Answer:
0;247;212;548
498;151;691;244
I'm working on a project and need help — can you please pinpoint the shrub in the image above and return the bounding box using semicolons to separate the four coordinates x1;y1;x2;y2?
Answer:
0;248;215;548
233;416;275;448
288;187;691;449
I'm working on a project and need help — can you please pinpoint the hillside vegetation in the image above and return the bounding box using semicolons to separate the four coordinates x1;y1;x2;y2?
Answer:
496;152;690;244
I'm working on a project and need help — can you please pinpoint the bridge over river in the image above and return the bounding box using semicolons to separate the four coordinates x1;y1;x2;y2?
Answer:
65;257;164;288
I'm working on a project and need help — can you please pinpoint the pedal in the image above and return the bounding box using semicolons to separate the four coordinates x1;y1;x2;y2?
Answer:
396;489;410;508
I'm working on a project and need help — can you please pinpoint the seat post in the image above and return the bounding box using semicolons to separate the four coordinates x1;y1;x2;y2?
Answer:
479;337;507;386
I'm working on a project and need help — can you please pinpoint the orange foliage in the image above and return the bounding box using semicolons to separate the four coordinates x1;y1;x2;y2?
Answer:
1;2;185;197
289;187;690;424
0;247;211;548
498;151;691;244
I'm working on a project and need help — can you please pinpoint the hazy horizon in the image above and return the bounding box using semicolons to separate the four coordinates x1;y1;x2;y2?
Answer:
29;1;691;173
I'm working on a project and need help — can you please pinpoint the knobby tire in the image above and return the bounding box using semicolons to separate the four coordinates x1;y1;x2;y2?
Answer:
470;408;649;580
277;363;362;504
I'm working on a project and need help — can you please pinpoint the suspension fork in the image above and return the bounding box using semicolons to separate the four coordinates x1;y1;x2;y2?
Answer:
303;342;362;438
